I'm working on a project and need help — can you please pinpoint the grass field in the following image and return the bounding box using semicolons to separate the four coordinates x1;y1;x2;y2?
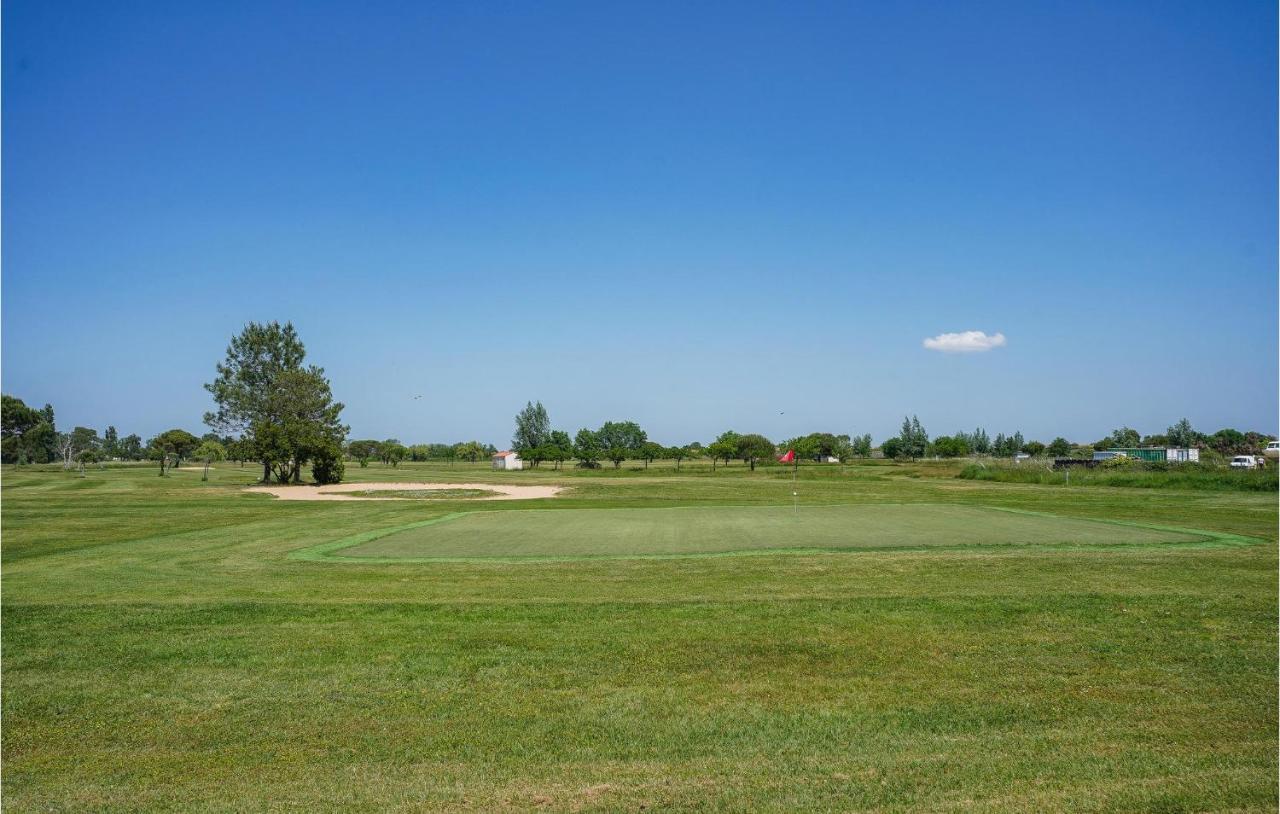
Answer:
328;504;1219;561
3;459;1277;812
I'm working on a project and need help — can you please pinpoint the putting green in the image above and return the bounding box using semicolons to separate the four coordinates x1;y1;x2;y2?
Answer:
302;504;1219;563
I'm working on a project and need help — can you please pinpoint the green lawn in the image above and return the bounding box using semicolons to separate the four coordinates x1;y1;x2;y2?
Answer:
331;503;1217;561
3;460;1277;812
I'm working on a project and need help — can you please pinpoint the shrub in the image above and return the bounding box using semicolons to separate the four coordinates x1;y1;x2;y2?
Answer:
311;451;345;485
1098;455;1139;469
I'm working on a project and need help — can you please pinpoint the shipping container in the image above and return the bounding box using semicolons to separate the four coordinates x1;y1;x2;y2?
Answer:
1104;448;1166;462
1096;448;1199;463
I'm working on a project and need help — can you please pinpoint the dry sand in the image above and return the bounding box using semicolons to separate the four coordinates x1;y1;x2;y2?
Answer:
244;481;565;502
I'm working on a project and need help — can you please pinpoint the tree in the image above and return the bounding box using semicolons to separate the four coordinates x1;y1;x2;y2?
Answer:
76;447;105;473
669;445;692;470
193;440;226;481
898;416;928;461
541;444;566;470
990;431;1025;457
204;321;347;484
881;437;905;460
850;434;873;458
118;433;144;461
377;439;402;464
736;434;775;471
151;429;199;468
1167;418;1199;448
146;429;197;474
832;434;853;464
707;430;740;470
597;421;647;468
546;430;573;470
20;422;53;465
1100;426;1141;449
1;395;45;464
311;446;345;485
513;401;551;458
1243;431;1274;455
98;427;117;461
1208;428;1247;456
522;445;546;469
347;439;381;468
1023;441;1046;457
970;427;991;454
930;435;970;458
57;426;101;469
639;441;665;469
145;437;170;475
224;436;251;467
382;442;409;467
1047;437;1071;457
573;428;601;468
787;434;819;462
453;441;486;463
786;432;850;462
1009;431;1025;455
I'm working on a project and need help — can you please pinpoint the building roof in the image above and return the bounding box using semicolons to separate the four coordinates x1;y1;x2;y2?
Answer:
492;450;518;457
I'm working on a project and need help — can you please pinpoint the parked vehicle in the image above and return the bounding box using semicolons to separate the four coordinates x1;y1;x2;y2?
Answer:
1229;455;1258;469
1265;441;1279;460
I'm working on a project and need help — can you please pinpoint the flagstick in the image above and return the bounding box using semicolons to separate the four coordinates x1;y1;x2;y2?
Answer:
792;457;798;516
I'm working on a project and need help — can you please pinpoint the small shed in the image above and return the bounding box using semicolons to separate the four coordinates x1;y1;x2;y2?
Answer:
491;450;522;470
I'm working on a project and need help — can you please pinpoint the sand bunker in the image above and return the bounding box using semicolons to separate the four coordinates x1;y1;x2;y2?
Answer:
245;482;565;502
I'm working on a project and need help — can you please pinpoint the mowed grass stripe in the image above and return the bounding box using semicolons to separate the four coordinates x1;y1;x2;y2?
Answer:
321;503;1215;562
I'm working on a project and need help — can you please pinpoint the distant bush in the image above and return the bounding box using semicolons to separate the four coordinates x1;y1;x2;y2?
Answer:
957;461;1277;492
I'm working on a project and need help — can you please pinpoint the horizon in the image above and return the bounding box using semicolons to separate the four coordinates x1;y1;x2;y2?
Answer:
4;1;1276;445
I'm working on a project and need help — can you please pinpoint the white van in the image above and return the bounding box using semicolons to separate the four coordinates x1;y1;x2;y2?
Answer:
1230;455;1258;469
1265;441;1279;460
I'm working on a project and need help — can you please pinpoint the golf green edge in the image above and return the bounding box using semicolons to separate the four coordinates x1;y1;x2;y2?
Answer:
288;503;1264;565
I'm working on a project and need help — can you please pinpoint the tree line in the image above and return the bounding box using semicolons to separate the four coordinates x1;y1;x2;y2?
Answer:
506;402;880;471
344;439;498;467
0;398;271;479
884;415;1276;461
6;329;1274;485
4;322;349;484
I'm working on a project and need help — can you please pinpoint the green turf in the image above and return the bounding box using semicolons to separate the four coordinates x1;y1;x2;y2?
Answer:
3;459;1276;812
333;503;1213;561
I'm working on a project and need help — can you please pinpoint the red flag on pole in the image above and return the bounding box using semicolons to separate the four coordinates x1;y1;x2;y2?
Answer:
777;449;795;463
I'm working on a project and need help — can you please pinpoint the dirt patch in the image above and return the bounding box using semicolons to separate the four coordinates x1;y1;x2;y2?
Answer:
245;482;565;502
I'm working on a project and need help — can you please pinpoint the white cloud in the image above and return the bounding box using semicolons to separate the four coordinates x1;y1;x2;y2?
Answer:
922;330;1007;353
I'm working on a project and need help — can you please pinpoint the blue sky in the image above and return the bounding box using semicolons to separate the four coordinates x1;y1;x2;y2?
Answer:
4;0;1276;446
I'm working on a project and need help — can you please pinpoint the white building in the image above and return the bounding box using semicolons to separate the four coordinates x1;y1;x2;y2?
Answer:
491;450;522;470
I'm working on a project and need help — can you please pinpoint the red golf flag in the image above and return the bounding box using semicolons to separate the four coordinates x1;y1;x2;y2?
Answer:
777;449;795;463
